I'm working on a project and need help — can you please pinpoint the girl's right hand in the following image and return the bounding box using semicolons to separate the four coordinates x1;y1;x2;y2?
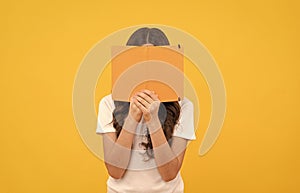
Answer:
129;95;143;122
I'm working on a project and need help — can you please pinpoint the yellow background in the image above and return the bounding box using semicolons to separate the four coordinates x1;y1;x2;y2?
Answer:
1;0;299;192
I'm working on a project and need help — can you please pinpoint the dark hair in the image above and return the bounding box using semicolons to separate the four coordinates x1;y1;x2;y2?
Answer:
111;27;180;160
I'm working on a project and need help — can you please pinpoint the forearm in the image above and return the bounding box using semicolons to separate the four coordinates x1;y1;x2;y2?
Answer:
149;127;180;182
133;90;186;181
103;115;138;179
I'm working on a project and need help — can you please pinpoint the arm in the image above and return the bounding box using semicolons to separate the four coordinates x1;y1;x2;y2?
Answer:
102;122;136;179
134;90;189;182
102;97;142;179
150;129;188;182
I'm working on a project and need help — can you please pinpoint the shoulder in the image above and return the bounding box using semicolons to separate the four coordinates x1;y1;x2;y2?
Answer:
96;94;117;134
179;97;194;110
99;93;115;110
177;96;194;118
173;96;196;140
100;93;113;102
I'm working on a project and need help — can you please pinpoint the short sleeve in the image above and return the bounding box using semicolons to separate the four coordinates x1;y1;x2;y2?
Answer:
173;97;197;140
96;95;116;134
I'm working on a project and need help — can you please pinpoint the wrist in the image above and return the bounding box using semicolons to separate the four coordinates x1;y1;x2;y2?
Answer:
123;114;139;134
146;115;162;134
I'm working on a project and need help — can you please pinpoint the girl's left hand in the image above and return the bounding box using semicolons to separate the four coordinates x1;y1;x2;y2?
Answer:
133;89;160;123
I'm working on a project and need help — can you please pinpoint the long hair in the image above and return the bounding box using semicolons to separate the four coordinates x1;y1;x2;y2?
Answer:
110;27;181;160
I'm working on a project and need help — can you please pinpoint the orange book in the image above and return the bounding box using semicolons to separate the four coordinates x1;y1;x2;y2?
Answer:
111;45;184;102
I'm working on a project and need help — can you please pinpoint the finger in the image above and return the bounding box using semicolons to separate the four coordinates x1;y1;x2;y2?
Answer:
132;102;141;112
133;98;148;114
142;89;159;101
130;97;137;108
130;96;134;103
153;94;160;101
136;91;154;104
135;95;150;109
132;97;142;111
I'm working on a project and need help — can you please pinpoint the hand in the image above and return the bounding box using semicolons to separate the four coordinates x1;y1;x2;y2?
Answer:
129;95;143;122
133;89;160;123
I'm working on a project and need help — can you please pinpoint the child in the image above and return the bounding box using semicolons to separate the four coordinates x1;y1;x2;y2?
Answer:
96;27;196;193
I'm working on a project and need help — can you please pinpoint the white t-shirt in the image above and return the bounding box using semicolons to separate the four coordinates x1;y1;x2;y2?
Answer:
96;94;196;193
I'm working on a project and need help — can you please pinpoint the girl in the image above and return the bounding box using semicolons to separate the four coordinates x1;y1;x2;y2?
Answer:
96;27;196;193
